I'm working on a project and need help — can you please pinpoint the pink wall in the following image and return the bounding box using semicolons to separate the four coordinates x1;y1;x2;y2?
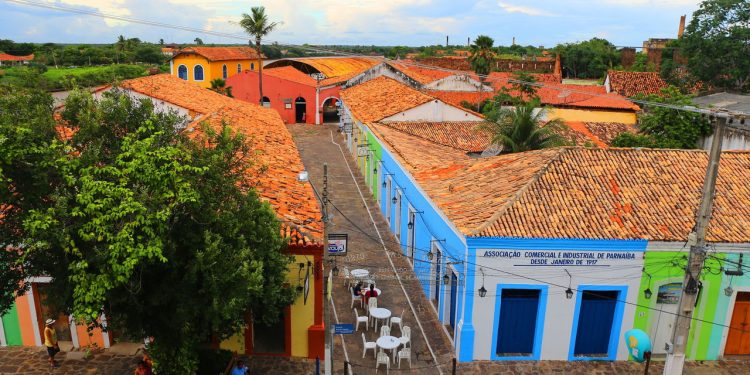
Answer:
227;71;340;125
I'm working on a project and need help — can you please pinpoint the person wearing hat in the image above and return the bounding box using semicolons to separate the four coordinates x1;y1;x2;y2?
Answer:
44;318;60;368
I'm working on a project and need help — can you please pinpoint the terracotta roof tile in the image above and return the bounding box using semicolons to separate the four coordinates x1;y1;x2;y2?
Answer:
120;74;322;244
387;62;454;84
607;71;668;97
478;148;750;242
0;53;34;62
266;57;379;79
369;123;750;242
341;76;434;123
174;47;263;62
377;121;492;153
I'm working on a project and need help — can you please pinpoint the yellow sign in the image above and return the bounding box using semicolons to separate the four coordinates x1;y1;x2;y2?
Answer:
327;270;333;301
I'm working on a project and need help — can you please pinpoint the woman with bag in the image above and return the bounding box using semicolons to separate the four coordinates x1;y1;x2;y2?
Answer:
44;318;60;368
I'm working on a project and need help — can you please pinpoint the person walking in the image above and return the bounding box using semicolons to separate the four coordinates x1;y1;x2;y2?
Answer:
230;359;248;375
44;318;60;368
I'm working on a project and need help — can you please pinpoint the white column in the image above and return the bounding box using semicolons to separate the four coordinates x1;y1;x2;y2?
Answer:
315;86;320;125
0;314;7;346
69;315;80;348
26;285;42;346
100;313;111;348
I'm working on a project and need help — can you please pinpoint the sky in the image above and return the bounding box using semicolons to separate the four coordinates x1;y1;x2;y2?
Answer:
0;0;704;48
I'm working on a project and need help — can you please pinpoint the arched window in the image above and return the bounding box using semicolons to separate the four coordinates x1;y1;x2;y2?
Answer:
237;63;242;73
222;64;228;79
261;96;270;108
251;63;255;71
194;65;204;81
177;65;188;80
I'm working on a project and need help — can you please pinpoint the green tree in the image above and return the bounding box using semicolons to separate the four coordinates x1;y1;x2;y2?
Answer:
555;38;619;79
632;86;712;148
194;37;204;45
239;6;281;105
1;88;296;373
611;132;659;148
469;35;496;111
479;100;566;153
681;0;750;92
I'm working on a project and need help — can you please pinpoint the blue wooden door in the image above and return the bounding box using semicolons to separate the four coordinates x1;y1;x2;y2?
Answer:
496;289;540;355
449;272;458;329
574;291;618;356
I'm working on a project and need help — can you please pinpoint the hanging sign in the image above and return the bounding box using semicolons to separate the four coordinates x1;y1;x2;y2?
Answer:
623;329;652;362
328;233;348;256
357;145;369;157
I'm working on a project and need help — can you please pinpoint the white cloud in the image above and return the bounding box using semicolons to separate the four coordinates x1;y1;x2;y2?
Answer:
599;0;701;6
497;1;555;16
51;0;132;26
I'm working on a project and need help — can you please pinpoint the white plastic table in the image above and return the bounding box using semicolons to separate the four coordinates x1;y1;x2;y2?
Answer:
351;269;369;279
370;307;392;332
376;335;400;363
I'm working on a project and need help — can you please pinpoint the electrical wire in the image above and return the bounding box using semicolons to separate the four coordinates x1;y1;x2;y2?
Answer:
7;0;750;122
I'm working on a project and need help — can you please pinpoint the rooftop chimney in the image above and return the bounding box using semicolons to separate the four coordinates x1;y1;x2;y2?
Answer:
446;35;449;47
554;53;562;79
678;15;686;38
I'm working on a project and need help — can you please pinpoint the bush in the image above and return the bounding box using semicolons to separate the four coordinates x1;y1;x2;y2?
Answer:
611;132;658;148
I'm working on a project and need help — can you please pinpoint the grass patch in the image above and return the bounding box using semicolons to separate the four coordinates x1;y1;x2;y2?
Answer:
0;64;149;90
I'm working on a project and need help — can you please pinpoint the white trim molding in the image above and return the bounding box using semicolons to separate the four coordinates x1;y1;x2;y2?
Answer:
27;285;42;346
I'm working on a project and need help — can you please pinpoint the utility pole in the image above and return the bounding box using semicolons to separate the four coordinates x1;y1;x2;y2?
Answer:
664;117;724;375
322;163;333;375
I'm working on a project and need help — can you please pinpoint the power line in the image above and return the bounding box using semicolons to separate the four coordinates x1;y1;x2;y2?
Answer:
8;0;750;121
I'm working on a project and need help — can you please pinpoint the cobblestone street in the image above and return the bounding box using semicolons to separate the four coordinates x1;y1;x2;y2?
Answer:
0;347;139;375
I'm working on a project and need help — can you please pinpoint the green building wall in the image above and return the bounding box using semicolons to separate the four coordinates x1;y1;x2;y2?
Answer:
2;303;23;346
633;252;724;360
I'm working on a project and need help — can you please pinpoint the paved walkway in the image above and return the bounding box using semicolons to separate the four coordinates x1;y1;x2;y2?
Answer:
0;347;139;375
290;124;455;375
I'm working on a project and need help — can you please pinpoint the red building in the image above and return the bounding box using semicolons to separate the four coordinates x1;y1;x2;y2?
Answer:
227;57;378;124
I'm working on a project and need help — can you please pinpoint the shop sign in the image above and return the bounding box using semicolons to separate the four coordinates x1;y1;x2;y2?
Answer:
656;283;682;304
480;249;639;267
328;233;348;256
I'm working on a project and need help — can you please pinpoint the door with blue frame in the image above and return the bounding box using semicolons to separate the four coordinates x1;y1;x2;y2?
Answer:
574;290;619;357
496;289;541;356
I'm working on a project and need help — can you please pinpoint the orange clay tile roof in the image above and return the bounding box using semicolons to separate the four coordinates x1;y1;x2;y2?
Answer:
174;47;264;62
427;82;640;111
387;62;454;85
0;53;34;61
263;66;317;86
120;74;322;245
377;121;492;153
607;70;668;97
370;123;750;242
266;57;379;79
341;76;435;123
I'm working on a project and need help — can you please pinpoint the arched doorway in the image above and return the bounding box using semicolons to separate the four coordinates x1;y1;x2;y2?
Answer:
322;97;340;123
295;97;307;123
261;96;271;108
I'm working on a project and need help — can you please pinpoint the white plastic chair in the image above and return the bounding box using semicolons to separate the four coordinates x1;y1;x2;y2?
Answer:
399;326;411;348
367;297;378;326
362;332;376;359
355;308;369;331
350;286;362;308
389;310;403;332
380;325;391;338
397;347;411;368
375;350;390;374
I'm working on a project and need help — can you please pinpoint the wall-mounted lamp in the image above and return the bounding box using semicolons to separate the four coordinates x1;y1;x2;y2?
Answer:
382;181;387;188
565;269;573;299
392;196;398;205
478;268;487;298
407;221;414;230
373;166;378;174
427;250;434;261
443;274;450;285
643;270;653;300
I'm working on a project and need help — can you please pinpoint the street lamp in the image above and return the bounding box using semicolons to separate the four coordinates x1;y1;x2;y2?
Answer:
565;269;573;299
643;270;653;300
427;250;434;261
407;221;414;230
478;268;487;298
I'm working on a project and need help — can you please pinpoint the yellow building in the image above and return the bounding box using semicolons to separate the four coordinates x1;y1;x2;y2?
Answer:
170;47;264;88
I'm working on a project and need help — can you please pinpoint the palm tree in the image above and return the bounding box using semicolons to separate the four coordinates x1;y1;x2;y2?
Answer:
479;101;565;153
468;35;496;111
239;6;280;106
210;78;233;97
